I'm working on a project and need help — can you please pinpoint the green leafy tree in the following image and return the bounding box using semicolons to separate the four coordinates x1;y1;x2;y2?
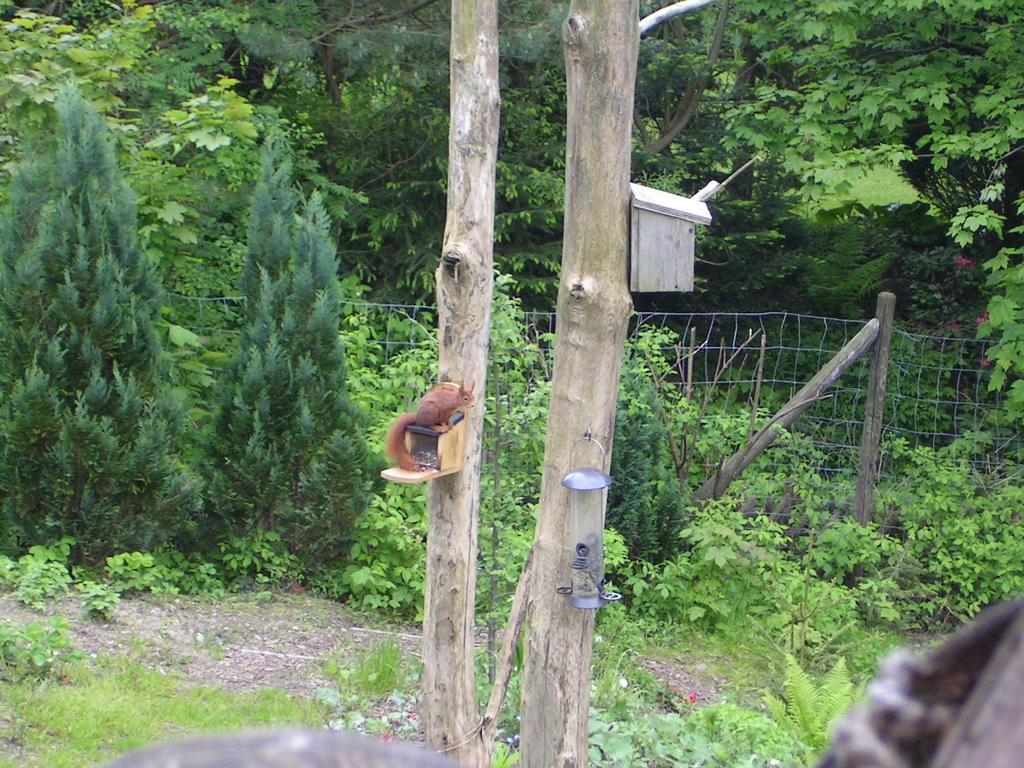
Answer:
0;87;199;560
211;140;377;567
721;0;1023;399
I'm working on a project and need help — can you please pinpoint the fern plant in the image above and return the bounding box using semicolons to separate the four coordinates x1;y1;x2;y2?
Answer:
764;654;859;755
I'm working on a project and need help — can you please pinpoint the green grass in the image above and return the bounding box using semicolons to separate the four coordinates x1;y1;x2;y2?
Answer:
0;658;317;767
322;638;414;703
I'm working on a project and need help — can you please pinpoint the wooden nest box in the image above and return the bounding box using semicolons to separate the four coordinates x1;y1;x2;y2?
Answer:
629;182;712;293
380;410;468;485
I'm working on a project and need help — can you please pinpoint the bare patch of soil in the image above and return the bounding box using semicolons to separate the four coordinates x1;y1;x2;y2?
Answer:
637;655;726;706
0;592;421;698
0;591;721;715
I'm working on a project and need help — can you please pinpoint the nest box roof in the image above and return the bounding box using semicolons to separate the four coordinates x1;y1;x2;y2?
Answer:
629;183;712;225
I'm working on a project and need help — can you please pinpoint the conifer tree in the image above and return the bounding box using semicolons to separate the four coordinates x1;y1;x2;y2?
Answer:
606;384;686;563
212;140;375;565
0;88;199;559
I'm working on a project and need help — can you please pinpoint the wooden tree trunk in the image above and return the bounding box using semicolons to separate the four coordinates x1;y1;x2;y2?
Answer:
421;2;499;766
931;604;1024;767
519;3;639;767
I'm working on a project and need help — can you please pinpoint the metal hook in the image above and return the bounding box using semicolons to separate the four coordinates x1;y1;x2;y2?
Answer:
569;429;606;468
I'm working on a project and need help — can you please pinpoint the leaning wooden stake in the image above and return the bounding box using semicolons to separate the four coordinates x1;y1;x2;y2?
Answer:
421;1;499;765
519;3;639;767
854;292;895;526
694;318;880;501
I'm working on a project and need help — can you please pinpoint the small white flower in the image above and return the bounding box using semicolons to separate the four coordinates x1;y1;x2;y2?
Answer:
618;677;628;689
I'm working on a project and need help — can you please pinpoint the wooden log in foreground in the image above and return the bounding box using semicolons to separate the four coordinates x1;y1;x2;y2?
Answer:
818;599;1024;768
105;728;454;768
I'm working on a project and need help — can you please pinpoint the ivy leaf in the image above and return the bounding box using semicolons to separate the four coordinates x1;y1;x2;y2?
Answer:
188;129;231;151
144;133;172;149
986;295;1018;328
167;324;200;348
155;201;187;225
168;225;198;244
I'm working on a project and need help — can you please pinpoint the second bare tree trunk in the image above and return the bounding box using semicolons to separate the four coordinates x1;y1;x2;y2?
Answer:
520;3;639;767
421;2;499;766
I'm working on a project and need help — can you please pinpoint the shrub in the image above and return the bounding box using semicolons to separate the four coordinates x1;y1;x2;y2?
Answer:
590;703;807;767
11;540;74;609
77;580;120;621
0;87;200;560
209;140;377;565
0;617;81;681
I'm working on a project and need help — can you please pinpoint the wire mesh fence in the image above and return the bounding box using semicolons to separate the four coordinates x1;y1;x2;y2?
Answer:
627;311;1024;479
165;294;1024;483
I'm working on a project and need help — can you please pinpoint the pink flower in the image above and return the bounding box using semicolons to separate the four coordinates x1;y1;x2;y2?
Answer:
980;356;992;367
686;692;699;703
955;255;976;270
949;321;960;331
976;311;990;328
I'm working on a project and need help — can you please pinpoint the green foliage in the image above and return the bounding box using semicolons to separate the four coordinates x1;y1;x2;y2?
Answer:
148;549;226;596
764;654;859;758
721;0;1021;397
313;634;418;741
103;548;225;596
0;87;200;561
728;0;1023;220
322;638;408;703
979;228;1024;414
0;6;155;131
625;499;786;631
0;617;80;681
4;539;74;609
218;529;299;588
312;688;420;743
76;580;120;622
104;552;163;594
590;703;807;767
330;491;427;614
210;140;377;565
607;368;686;563
879;439;1024;625
14;559;72;610
491;742;521;768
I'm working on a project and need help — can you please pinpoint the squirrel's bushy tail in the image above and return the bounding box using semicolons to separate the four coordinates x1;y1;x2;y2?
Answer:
386;413;418;470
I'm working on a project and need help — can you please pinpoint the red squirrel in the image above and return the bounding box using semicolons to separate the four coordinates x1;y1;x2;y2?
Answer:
386;380;475;471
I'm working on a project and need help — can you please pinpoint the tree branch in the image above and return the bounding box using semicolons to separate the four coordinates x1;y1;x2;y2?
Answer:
310;0;444;42
641;0;730;154
478;546;535;745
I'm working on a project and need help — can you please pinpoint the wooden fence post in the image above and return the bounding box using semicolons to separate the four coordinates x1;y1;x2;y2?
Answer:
854;292;895;526
693;317;880;501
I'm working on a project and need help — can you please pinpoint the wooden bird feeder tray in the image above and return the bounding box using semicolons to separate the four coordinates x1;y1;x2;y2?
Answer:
380;410;468;484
